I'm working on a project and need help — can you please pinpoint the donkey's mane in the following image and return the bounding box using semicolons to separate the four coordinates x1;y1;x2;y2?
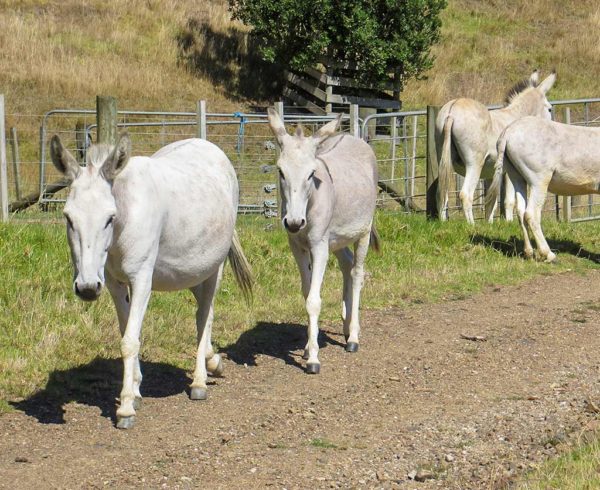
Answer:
504;77;538;105
86;143;114;168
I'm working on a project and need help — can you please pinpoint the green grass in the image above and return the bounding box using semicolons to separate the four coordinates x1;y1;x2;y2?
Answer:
519;438;600;489
2;212;600;413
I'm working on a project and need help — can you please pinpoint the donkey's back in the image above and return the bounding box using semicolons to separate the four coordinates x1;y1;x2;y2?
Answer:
109;139;238;291
318;134;378;238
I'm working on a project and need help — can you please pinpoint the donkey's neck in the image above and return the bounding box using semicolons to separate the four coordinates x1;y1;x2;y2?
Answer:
503;94;540;118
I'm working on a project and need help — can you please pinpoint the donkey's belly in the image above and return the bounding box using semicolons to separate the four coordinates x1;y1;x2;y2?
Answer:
151;250;228;291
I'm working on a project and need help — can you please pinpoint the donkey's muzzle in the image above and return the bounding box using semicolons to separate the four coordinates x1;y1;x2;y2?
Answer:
74;281;102;301
283;217;306;234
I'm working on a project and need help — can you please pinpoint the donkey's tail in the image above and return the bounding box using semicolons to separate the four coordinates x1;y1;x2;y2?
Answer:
228;230;253;305
369;224;381;253
437;115;454;220
485;130;508;214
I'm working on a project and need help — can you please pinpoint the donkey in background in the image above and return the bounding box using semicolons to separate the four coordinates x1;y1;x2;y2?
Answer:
436;70;556;223
268;109;380;374
486;116;600;262
51;134;252;429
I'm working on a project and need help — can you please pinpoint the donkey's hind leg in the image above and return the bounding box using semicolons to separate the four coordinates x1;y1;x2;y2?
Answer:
189;266;222;400
344;231;371;353
334;247;353;343
459;155;485;225
507;164;534;259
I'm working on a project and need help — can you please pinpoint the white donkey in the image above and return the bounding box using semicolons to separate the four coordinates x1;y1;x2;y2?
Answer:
487;117;600;262
50;134;252;429
267;109;379;374
436;70;556;223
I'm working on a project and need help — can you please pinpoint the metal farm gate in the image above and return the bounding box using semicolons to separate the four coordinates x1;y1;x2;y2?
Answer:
1;96;600;222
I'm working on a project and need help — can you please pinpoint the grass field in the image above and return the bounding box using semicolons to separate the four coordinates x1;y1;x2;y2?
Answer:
3;212;600;416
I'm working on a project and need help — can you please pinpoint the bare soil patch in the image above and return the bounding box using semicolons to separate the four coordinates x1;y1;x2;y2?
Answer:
3;270;600;489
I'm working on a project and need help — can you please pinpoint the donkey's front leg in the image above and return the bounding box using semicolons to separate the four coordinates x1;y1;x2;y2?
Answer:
106;274;143;411
305;242;329;374
116;271;152;429
189;266;222;400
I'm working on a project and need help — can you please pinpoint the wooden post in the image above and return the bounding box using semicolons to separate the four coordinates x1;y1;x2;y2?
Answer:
96;95;117;145
0;95;8;222
349;104;359;137
197;100;207;139
426;105;440;219
10;127;21;201
562;108;572;222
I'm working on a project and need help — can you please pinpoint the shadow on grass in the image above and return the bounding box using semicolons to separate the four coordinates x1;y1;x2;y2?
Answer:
10;357;189;425
223;321;345;371
472;234;600;263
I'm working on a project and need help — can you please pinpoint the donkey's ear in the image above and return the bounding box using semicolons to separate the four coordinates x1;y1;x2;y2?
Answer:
50;135;80;182
529;69;539;86
538;71;556;94
267;108;288;146
102;133;131;181
313;113;342;144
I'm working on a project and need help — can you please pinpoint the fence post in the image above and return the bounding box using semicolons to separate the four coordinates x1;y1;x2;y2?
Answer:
349;104;360;137
426;105;440;219
197;100;207;139
10;127;21;201
96;95;117;145
0;95;8;222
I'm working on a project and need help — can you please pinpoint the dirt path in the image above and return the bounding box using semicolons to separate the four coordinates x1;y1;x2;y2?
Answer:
3;270;600;489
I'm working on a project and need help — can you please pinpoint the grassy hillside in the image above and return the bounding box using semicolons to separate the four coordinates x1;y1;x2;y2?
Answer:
0;0;599;116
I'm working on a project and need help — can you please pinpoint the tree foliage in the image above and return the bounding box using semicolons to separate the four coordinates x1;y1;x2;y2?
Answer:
229;0;447;91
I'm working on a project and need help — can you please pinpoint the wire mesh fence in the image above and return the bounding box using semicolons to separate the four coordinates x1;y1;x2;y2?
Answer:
2;97;600;223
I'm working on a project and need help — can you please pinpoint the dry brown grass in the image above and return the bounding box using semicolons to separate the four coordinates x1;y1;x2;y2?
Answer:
403;0;600;108
0;0;244;115
0;0;598;114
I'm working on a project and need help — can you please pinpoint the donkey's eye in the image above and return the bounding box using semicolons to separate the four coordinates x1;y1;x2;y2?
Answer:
278;169;285;180
308;170;316;181
105;216;115;229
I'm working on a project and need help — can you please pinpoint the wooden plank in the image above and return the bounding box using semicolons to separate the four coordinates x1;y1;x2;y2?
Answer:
9;180;68;213
282;87;326;115
304;66;396;91
285;71;327;102
327;93;400;109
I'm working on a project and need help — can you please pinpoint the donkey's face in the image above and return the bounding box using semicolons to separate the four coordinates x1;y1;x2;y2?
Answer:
50;134;131;301
267;109;341;233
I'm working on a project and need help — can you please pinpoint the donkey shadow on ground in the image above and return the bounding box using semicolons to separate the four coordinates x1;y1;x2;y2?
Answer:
223;321;345;371
471;234;600;263
10;357;189;425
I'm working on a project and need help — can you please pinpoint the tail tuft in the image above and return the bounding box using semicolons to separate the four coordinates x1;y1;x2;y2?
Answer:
228;231;253;305
437;115;454;220
370;225;381;253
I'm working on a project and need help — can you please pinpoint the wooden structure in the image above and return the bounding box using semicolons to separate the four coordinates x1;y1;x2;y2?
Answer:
283;58;401;115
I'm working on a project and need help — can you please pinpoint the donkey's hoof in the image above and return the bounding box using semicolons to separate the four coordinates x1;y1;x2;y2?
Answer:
116;415;136;430
190;387;208;400
210;357;224;377
302;349;309;360
306;363;321;375
133;396;143;410
345;342;359;353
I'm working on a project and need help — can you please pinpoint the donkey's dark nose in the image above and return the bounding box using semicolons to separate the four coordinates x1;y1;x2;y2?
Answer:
74;281;102;301
284;217;306;233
